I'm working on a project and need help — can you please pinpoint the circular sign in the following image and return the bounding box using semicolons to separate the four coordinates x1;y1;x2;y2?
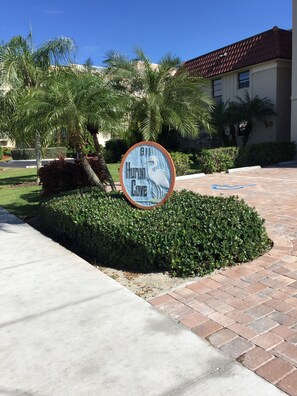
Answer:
120;141;176;209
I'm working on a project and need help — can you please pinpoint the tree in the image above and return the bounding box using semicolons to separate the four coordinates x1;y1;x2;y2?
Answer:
0;32;75;175
15;69;126;191
212;92;276;146
211;100;242;146
233;91;276;146
104;48;213;142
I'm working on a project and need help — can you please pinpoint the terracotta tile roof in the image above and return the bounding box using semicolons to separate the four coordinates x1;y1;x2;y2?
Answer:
185;27;292;78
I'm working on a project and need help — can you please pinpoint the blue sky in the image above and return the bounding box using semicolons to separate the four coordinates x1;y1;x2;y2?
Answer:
0;0;292;65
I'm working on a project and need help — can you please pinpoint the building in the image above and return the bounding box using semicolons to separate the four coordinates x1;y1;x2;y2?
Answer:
291;0;297;144
184;26;292;146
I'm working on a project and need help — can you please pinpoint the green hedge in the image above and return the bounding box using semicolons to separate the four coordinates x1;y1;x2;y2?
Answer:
11;147;67;160
197;147;238;173
238;142;296;167
104;139;129;163
169;152;193;176
198;142;296;173
0;147;3;160
40;189;271;277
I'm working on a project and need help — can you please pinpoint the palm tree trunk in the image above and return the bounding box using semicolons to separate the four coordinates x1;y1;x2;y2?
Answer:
86;123;117;191
78;151;107;192
35;131;42;183
230;125;237;147
243;123;253;146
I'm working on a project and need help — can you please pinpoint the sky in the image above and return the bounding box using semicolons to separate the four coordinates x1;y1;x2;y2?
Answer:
0;0;293;66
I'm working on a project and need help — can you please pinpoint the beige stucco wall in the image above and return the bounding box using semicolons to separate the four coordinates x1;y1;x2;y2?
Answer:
218;59;291;145
249;63;277;144
221;70;251;102
276;60;292;141
0;138;15;148
98;133;111;146
291;0;297;144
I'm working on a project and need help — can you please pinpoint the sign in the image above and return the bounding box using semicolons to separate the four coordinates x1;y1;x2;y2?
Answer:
120;141;176;209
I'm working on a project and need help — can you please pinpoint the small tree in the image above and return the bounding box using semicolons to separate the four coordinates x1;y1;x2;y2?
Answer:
104;48;214;142
212;92;276;146
15;69;126;191
0;33;75;177
233;91;276;146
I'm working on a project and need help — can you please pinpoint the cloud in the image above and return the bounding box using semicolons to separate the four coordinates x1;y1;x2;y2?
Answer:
43;9;64;15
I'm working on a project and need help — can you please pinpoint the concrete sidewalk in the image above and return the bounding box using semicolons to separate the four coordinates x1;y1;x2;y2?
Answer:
0;208;284;395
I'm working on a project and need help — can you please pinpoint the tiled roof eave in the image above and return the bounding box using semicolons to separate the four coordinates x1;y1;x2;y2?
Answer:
185;27;292;80
196;56;292;79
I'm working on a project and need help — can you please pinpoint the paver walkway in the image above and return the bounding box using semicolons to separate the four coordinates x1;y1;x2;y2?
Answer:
0;208;284;395
150;164;297;396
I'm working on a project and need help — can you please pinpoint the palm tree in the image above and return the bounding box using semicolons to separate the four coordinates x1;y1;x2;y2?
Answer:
15;69;126;191
233;91;276;145
211;101;232;146
0;32;75;174
104;48;213;142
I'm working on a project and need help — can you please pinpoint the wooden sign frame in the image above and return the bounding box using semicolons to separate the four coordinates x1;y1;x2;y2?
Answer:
120;141;176;210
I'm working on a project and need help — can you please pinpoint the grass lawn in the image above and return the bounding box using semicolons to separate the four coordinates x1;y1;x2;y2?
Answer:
0;164;120;219
0;161;199;220
107;163;120;182
0;168;41;219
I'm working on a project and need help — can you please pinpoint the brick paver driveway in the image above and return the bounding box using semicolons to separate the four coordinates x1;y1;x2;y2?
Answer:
150;164;297;395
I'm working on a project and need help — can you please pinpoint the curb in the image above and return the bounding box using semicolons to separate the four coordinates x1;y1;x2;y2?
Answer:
10;158;75;162
227;165;261;173
176;173;206;181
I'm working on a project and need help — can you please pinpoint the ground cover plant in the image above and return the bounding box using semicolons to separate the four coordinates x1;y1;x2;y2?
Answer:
40;188;271;277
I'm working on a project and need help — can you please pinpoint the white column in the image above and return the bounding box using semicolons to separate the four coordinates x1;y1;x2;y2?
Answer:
291;0;297;144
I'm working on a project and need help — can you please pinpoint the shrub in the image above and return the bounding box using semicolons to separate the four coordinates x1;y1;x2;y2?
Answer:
198;147;238;173
38;158;107;196
104;139;128;163
43;147;67;159
11;147;67;160
3;147;12;156
40;189;271;277
238;142;296;166
66;147;76;158
11;148;36;160
197;142;296;173
0;147;3;160
169;152;193;176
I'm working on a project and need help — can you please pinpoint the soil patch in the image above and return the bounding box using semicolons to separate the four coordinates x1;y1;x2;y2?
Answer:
97;265;200;299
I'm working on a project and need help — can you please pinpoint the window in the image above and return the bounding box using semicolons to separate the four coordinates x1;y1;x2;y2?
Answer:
238;71;249;89
212;79;222;102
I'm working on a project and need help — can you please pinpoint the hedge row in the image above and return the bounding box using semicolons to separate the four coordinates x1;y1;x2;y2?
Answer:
0;147;3;160
169;152;193;176
40;189;271;277
198;142;296;173
11;147;67;160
